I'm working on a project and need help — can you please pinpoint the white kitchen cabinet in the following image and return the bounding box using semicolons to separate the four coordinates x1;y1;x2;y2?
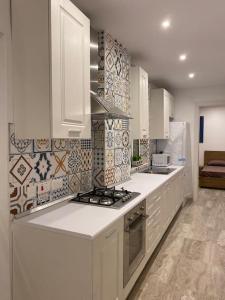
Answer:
13;217;123;300
145;170;184;264
130;66;149;139
93;219;123;300
11;0;91;139
149;88;174;139
146;190;162;258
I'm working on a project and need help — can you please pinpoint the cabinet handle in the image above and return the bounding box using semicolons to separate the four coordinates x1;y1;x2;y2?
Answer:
68;129;81;138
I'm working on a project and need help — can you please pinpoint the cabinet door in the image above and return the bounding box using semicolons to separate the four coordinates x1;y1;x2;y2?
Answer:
51;0;91;138
139;68;149;139
93;220;123;300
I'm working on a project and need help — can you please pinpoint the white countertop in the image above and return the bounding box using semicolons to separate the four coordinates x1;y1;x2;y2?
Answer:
14;166;184;239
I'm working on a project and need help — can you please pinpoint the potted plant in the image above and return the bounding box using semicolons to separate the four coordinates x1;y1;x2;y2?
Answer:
132;155;143;167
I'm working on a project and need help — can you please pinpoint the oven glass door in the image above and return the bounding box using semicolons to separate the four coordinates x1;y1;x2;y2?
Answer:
124;215;146;286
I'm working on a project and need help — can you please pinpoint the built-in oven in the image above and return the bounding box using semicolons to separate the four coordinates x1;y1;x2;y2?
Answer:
123;199;148;287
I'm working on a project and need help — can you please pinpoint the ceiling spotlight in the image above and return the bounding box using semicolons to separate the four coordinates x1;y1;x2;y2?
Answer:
161;19;171;29
188;73;195;79
179;54;187;61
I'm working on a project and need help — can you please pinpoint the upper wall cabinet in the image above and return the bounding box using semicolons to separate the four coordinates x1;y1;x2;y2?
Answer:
12;0;91;139
130;66;149;139
150;88;174;139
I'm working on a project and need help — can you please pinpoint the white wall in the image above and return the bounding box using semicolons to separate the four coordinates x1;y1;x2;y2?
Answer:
174;86;225;200
199;106;225;166
0;0;11;299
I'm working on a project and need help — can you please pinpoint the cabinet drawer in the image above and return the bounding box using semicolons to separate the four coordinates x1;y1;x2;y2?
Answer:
146;207;160;226
146;194;161;216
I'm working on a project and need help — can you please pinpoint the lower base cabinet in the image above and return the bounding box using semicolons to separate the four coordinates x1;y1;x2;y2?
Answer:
93;220;123;300
13;218;123;300
13;169;184;300
145;169;184;266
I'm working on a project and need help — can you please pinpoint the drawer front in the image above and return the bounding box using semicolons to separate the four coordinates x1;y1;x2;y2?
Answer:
146;193;161;216
146;206;161;254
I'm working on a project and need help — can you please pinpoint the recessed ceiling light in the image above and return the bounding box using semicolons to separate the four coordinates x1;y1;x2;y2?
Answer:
179;54;187;61
188;73;195;79
161;19;171;29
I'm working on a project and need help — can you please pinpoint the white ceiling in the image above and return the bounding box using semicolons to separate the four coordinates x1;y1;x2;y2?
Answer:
72;0;225;90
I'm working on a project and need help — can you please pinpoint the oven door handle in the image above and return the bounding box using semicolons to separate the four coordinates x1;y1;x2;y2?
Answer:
125;214;149;232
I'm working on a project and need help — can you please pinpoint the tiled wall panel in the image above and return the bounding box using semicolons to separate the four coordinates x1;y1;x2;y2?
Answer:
98;31;131;114
92;119;131;187
9;125;92;216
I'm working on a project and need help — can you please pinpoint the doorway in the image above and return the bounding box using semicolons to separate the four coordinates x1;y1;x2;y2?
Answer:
198;105;225;189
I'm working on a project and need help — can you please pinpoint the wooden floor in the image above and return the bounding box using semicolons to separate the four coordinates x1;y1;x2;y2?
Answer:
128;188;225;300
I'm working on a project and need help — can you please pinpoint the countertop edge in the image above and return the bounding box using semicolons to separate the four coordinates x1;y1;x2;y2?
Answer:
13;166;184;239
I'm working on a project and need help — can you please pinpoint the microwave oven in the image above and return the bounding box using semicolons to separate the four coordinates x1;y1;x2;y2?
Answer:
152;154;171;167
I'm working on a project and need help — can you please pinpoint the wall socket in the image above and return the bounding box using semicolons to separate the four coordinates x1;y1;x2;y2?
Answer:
37;181;51;195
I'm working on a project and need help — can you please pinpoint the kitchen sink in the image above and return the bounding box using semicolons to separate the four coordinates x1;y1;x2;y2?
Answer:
141;167;176;175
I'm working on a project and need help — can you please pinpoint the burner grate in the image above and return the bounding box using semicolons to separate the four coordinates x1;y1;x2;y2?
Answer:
71;186;140;209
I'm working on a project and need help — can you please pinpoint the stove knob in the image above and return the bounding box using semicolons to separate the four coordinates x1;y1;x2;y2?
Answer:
123;195;129;202
140;206;145;210
135;211;140;216
128;216;134;222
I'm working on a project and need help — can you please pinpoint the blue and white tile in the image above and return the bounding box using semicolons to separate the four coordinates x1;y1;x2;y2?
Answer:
52;176;69;201
105;130;114;149
68;139;81;151
114;131;123;148
115;148;123;166
93;149;104;168
33;152;53;182
105;119;114;131
67;150;81;175
122;147;131;165
122;130;130;147
122;120;129;130
81;139;92;150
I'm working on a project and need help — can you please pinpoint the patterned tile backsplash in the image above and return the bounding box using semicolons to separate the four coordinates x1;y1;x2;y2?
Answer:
92;119;131;187
98;31;131;114
9;125;93;216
